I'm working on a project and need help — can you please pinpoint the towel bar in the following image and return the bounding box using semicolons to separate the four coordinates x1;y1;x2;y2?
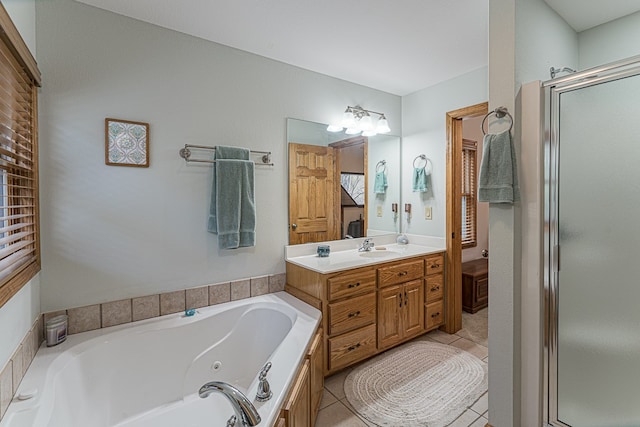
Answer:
179;144;273;166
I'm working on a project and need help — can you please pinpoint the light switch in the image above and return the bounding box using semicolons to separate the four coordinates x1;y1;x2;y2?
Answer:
425;207;432;220
376;206;383;217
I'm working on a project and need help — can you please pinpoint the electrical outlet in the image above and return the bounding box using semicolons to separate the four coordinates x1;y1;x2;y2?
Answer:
376;206;383;217
425;207;432;220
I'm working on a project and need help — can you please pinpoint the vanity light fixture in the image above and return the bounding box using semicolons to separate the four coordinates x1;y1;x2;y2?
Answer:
327;106;391;136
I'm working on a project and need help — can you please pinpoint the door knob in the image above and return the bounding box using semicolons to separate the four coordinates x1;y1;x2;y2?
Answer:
291;223;297;230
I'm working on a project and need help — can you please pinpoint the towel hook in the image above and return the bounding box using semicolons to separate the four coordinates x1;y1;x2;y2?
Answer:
375;160;387;173
481;107;514;135
413;154;429;169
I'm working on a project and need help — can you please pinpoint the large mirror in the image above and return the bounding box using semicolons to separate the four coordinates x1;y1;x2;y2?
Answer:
287;118;401;245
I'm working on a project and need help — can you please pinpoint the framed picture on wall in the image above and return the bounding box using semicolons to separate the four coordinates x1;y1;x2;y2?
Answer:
105;118;150;167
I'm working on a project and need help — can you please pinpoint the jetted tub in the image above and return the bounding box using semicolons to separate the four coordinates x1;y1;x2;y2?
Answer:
1;292;321;427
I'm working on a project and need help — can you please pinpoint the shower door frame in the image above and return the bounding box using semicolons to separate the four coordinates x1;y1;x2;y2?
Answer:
543;54;640;427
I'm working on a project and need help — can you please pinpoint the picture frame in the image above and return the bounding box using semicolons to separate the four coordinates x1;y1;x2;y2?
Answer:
105;118;150;167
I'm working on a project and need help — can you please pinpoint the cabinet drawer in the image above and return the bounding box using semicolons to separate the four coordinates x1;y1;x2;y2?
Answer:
378;259;424;288
327;269;376;301
328;293;376;336
425;273;444;303
426;254;444;276
426;300;444;330
328;324;376;372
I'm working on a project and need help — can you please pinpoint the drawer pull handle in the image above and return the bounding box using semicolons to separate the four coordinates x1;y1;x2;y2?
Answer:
431;312;440;318
348;311;361;318
348;282;361;289
430;286;440;292
347;343;361;352
398;271;408;276
404;291;408;306
431;264;440;268
399;293;402;308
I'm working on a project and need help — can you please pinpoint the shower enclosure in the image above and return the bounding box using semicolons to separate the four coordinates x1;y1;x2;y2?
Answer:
544;56;640;427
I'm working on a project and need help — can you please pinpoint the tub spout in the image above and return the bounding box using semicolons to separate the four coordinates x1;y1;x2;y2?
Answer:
199;381;261;426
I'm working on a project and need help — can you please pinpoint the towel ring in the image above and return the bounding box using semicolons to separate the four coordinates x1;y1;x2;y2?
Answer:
481;107;514;135
376;160;387;173
413;154;429;169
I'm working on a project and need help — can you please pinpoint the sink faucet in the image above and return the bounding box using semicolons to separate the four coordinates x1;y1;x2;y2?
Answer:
358;238;375;252
199;381;261;426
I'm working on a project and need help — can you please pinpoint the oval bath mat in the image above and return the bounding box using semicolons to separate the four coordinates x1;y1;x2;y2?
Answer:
344;340;487;427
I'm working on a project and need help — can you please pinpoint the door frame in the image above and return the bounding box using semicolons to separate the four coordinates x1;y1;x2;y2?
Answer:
444;102;488;333
329;136;368;238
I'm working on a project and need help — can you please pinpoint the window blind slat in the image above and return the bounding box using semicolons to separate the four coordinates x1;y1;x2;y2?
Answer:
0;222;33;235
0;247;34;273
0;239;33;261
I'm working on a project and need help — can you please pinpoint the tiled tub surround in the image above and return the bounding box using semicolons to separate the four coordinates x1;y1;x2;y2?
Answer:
1;292;321;427
0;273;285;423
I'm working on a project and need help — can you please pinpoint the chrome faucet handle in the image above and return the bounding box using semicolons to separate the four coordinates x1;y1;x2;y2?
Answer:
256;362;273;402
226;415;237;427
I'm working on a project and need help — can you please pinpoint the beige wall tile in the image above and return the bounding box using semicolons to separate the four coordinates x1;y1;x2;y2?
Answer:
269;273;286;293
101;299;132;328
10;345;22;395
68;304;101;335
230;279;250;301
37;315;44;347
186;286;209;309
0;361;12;418
132;295;160;321
250;276;269;297
160;291;185;315
209;282;231;305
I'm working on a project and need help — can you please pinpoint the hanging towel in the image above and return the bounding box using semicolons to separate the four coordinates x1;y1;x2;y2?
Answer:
207;146;255;249
373;171;388;194
412;167;428;192
478;130;520;203
215;159;255;249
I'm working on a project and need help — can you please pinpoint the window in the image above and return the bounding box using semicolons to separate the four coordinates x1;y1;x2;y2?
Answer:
341;173;365;206
461;139;477;249
0;4;42;308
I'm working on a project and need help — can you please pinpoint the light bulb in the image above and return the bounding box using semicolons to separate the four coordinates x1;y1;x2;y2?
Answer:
359;113;373;132
341;108;355;128
327;124;343;132
345;127;361;135
376;116;391;133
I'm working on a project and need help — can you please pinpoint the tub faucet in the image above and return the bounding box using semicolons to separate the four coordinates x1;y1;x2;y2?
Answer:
199;381;261;426
358;238;375;252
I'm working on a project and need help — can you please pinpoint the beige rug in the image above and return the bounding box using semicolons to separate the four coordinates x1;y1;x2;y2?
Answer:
344;340;487;427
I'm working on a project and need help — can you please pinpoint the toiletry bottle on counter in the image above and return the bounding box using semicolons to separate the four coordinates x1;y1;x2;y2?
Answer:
46;314;68;346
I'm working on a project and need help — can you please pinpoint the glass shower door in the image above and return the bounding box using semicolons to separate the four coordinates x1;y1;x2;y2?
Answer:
551;70;640;426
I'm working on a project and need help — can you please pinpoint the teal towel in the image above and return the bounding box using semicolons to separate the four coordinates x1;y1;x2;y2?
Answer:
478;130;520;203
215;159;255;249
208;146;250;233
412;167;428;192
373;172;387;194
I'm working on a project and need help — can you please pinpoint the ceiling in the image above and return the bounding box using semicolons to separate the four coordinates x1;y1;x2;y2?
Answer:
73;0;488;96
74;1;640;96
543;0;640;32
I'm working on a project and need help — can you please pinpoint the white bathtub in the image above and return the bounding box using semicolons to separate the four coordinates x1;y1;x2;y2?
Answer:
1;292;321;427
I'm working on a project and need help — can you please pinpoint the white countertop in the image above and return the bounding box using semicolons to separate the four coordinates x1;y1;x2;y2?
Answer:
285;237;445;274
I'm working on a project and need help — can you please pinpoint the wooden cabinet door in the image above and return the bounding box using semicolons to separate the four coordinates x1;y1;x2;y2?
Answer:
403;280;425;338
307;330;324;427
283;360;311;427
377;284;403;350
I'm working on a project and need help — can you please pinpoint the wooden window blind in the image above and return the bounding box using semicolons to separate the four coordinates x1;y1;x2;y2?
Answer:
461;139;477;249
0;4;42;309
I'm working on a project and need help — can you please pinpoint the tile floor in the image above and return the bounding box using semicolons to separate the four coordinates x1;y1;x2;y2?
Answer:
315;308;489;427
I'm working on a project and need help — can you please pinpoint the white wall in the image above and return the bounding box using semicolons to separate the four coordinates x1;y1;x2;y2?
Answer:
401;67;488;238
578;10;640;70
461;115;488;263
0;0;41;373
488;0;577;425
36;0;401;311
367;134;401;234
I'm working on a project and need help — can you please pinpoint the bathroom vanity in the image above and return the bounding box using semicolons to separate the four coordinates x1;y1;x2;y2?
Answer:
285;242;445;376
